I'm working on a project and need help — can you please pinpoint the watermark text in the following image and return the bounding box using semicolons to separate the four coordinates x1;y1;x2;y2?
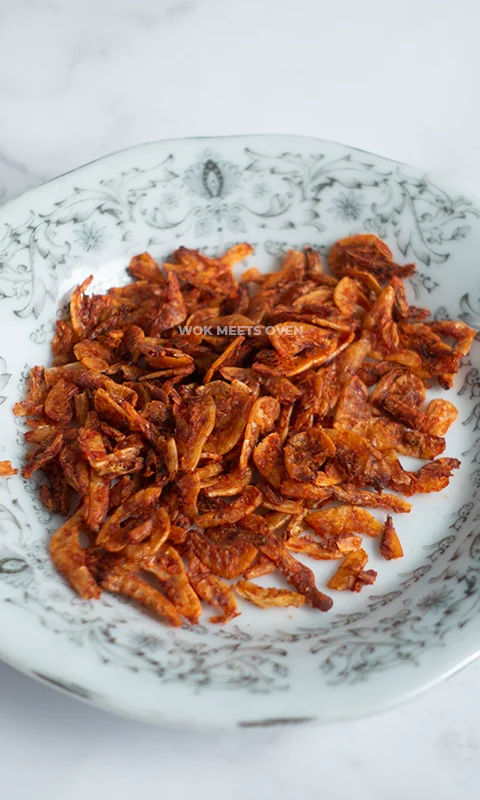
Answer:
177;325;303;336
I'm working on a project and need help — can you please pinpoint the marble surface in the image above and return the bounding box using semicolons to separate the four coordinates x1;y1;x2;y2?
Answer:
1;0;480;797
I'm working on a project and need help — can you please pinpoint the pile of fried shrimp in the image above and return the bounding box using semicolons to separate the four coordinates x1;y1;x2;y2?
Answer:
1;234;474;626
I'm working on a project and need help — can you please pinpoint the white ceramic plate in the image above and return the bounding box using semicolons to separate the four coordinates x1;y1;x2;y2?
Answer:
1;135;480;728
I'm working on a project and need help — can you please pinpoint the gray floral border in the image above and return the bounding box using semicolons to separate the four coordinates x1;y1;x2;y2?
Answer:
1;147;479;320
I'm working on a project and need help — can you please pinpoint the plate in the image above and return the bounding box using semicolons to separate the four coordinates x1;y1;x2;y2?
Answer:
1;134;480;728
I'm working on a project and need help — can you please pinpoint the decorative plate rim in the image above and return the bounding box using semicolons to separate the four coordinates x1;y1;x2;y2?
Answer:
5;133;480;212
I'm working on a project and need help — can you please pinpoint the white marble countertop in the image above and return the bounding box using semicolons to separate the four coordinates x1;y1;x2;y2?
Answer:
1;0;480;797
